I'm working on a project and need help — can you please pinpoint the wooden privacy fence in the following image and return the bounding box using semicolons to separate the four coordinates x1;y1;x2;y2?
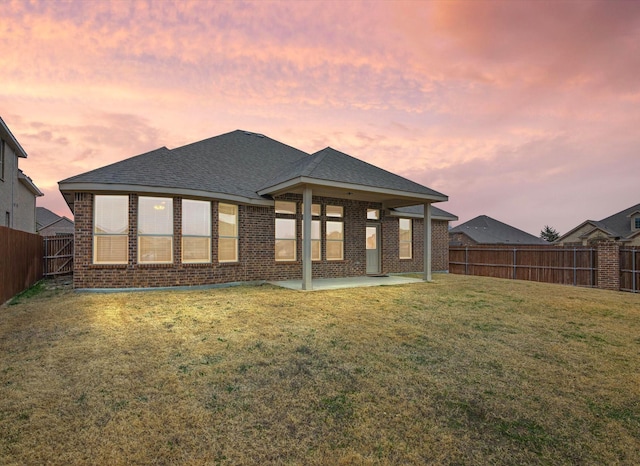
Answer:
449;246;598;288
620;248;639;293
0;226;43;304
43;234;74;277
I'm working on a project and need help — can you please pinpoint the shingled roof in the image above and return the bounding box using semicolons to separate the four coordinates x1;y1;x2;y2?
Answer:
59;130;448;210
450;215;547;245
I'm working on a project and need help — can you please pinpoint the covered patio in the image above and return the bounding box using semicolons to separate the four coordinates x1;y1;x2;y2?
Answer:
270;274;423;291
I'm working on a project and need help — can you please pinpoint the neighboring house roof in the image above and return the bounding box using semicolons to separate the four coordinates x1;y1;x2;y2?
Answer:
36;207;63;230
59;130;448;210
0;116;28;158
36;207;75;236
450;215;547;245
391;204;458;221
18;169;43;196
557;203;640;243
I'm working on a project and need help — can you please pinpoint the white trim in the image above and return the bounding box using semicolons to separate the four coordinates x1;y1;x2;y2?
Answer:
257;176;448;202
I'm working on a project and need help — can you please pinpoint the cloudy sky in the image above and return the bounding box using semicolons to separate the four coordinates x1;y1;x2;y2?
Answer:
2;0;639;235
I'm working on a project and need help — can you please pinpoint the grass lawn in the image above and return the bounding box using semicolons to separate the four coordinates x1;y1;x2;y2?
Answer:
1;275;639;465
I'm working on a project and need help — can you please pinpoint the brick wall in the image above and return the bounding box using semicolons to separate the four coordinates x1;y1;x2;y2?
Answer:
73;193;451;288
381;216;451;274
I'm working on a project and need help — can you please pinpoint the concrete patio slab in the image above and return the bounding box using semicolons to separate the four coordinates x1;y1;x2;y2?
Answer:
270;275;423;291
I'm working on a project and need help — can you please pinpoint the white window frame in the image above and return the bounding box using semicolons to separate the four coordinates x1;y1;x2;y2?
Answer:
367;209;379;220
326;220;344;261
138;196;173;264
327;205;343;218
399;218;412;259
275;200;296;215
93;195;129;265
275;218;296;261
218;203;239;263
182;199;211;263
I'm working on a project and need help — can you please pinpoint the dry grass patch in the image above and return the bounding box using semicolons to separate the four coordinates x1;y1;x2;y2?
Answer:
1;275;639;464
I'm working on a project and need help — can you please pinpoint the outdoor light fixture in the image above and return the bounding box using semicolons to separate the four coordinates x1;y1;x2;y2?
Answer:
154;204;166;211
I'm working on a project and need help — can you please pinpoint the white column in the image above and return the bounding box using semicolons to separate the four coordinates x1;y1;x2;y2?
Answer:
424;202;432;281
302;187;313;290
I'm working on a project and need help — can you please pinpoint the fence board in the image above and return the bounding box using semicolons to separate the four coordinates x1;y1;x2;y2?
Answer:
620;248;639;293
43;234;74;276
0;226;44;304
449;245;597;288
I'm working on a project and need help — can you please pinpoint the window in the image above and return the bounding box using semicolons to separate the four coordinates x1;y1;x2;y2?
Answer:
94;195;128;264
399;218;412;259
182;199;211;263
275;201;296;215
218;203;238;262
302;205;321;260
275;218;296;261
635;217;640;230
367;209;379;220
5;211;10;227
326;221;344;260
327;205;343;218
0;140;4;181
302;220;321;261
138;196;173;264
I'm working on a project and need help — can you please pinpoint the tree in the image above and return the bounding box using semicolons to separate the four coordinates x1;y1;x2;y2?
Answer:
540;225;560;242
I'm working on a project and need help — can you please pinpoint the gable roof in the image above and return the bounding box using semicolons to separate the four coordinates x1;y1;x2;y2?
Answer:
36;206;74;233
557;202;640;242
59;130;447;210
450;215;547;245
258;147;447;203
36;207;63;230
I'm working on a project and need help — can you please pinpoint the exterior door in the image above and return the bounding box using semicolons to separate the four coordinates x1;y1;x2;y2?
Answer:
366;224;380;274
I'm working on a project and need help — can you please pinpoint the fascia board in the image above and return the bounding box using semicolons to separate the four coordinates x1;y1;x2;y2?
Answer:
387;210;456;221
258;176;448;202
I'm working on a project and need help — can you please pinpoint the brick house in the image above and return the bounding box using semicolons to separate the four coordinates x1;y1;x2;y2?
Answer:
1;116;43;232
556;203;640;247
59;130;456;290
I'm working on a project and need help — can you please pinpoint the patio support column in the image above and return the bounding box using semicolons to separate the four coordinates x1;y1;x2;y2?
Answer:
302;186;313;290
424;202;432;281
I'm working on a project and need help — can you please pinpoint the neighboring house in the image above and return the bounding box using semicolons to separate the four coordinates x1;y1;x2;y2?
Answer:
556;203;640;247
36;206;75;236
450;215;547;246
0;117;43;232
59;130;456;290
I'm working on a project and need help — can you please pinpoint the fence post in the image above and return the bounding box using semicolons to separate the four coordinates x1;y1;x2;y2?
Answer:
597;241;620;291
513;248;517;280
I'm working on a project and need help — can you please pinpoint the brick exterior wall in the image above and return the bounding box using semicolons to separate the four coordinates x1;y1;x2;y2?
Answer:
597;241;620;291
381;216;450;274
73;192;451;289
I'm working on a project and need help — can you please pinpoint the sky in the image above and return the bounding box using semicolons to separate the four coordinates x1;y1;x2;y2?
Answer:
2;0;639;236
